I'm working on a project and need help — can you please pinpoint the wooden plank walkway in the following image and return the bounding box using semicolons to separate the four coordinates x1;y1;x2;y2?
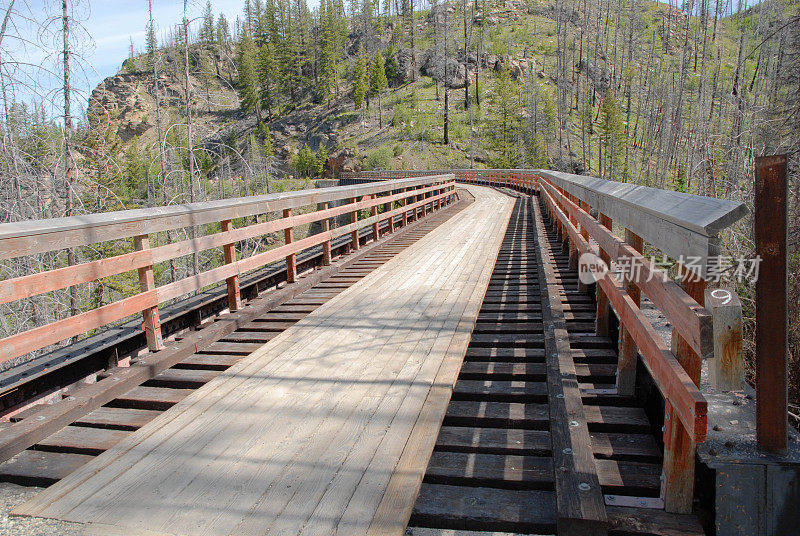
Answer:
14;185;515;536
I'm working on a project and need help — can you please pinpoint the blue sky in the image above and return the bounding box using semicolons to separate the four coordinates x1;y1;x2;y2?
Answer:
4;0;253;115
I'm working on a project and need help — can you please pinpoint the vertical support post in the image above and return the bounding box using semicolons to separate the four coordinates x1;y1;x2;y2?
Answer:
371;194;380;241
595;214;613;337
663;264;705;513
283;208;297;283
350;197;360;251
566;194;578;263
754;154;788;454
616;229;643;395
220;219;242;312
321;202;332;266
402;188;408;227
705;288;743;391
133;235;164;351
386;195;395;233
577;201;591;294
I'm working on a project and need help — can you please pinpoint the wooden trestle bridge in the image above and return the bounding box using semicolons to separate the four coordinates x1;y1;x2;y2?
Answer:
0;168;791;536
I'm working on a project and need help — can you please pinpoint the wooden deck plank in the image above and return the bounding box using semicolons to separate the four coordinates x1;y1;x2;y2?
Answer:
16;185;513;536
73;407;162;431
34;426;129;455
0;450;94;487
410;484;557;533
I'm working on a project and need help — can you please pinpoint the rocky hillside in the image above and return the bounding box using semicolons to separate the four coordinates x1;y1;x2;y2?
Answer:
86;0;582;179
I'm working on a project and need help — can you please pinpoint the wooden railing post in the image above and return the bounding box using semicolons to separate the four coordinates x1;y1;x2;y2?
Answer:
386;195;395;234
371;194;380;241
401;188;408;227
577;200;591;293
321;202;332;266
617;229;643;395
220;220;242;312
595;213;613;337
663;264;705;513
133;235;164;351
350;197;360;251
704;287;743;391
283;208;297;283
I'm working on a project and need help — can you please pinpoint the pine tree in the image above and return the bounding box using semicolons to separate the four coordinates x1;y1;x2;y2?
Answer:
599;88;627;180
370;49;387;127
315;144;329;176
277;0;301;102
490;69;522;168
384;43;398;84
238;32;262;123
200;1;215;45
293;144;317;177
216;14;230;46
145;18;157;70
257;43;277;118
319;0;338;106
353;43;368;109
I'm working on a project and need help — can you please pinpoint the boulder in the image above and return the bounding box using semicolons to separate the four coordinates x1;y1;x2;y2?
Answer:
577;59;611;92
420;49;467;89
395;47;417;83
426;3;455;27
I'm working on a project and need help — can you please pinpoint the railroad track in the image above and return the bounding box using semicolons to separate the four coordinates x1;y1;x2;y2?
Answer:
408;193;703;535
0;193;471;489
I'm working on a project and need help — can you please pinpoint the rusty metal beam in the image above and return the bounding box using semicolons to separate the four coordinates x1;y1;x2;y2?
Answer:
754;154;788;454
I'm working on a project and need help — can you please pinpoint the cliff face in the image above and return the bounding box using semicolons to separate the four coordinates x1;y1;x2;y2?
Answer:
87;48;242;145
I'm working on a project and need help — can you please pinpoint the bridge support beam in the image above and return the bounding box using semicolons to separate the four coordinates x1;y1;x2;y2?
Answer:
402;188;408;227
577;200;591;293
371;194;380;242
754;154;788;454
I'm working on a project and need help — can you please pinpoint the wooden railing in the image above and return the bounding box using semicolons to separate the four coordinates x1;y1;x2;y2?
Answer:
346;168;748;514
0;175;457;365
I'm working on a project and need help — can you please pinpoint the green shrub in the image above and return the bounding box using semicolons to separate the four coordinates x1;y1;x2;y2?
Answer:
363;145;393;170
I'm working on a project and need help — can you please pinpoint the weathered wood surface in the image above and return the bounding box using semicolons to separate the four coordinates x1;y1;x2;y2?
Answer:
532;195;608;535
14;185;514;536
539;183;707;443
0;175;453;259
536;170;747;278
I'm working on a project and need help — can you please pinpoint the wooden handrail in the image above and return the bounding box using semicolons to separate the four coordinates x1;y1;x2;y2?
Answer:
0;176;457;364
538;180;707;440
0;175;451;260
537;179;714;360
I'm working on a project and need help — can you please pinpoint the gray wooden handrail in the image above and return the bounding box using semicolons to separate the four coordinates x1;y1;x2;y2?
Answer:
0;175;452;260
343;169;749;278
535;170;748;277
